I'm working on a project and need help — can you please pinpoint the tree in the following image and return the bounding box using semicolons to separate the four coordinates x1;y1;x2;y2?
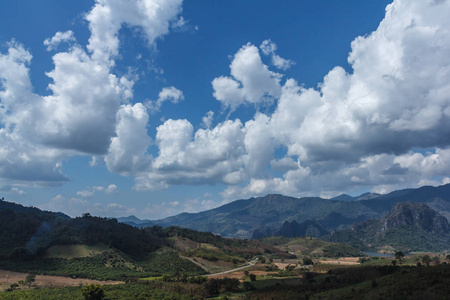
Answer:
433;256;440;265
395;251;405;264
25;274;36;288
422;255;431;267
302;257;313;265
81;284;105;300
249;274;256;281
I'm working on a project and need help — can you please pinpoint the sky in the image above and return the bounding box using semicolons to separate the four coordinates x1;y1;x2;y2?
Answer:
1;0;450;220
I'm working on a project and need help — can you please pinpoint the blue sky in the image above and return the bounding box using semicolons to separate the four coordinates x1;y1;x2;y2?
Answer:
1;0;450;220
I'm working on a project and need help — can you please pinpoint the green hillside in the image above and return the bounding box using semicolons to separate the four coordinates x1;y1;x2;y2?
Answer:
0;198;289;280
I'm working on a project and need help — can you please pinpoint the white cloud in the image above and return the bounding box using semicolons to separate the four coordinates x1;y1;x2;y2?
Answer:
3;0;450;203
134;118;247;190
208;0;450;198
260;39;277;56
39;194;133;218
0;0;183;189
271;54;295;71
146;86;184;113
77;183;119;198
105;103;152;175
202;111;214;129
105;184;119;194
260;39;295;70
44;30;76;51
77;190;94;198
212;43;282;110
86;0;182;65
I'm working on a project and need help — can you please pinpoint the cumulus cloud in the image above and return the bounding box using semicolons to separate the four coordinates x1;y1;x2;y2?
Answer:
134;118;247;190
212;43;282;110
144;0;450;198
44;30;76;51
3;0;450;204
86;0;182;64
105;103;152;175
0;0;183;189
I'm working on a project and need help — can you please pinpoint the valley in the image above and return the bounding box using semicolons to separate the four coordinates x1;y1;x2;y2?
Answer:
1;184;450;299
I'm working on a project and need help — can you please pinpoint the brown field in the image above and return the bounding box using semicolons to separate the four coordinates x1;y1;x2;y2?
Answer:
318;257;361;265
0;269;122;291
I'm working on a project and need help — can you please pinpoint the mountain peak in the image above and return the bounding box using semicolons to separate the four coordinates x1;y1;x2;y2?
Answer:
381;202;449;234
332;194;355;201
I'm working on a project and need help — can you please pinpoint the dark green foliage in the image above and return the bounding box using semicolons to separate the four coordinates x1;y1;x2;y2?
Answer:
422;255;432;266
81;284;104;300
55;215;162;257
25;273;36;287
395;251;405;263
243;281;255;291
1;281;201;300
139;251;207;276
322;243;364;257
0;250;205;280
203;278;240;296
0;201;164;260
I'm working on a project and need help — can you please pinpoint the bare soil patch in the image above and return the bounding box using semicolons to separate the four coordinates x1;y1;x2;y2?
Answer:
0;269;122;291
318;257;360;265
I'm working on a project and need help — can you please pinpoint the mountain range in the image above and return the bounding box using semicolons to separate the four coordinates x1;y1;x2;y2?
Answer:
121;184;450;240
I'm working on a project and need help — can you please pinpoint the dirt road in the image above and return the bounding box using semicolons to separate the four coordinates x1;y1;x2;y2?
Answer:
207;260;256;277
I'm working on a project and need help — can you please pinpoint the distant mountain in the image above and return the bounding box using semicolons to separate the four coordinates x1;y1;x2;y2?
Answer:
325;202;450;252
355;192;382;201
319;212;367;230
275;220;328;238
153;194;384;238
150;184;450;239
116;215;154;227
331;194;355;201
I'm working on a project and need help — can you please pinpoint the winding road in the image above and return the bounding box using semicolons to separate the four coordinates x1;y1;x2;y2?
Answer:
207;259;257;277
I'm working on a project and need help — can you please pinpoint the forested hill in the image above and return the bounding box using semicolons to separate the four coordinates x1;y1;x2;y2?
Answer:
0;198;288;263
0;202;163;260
